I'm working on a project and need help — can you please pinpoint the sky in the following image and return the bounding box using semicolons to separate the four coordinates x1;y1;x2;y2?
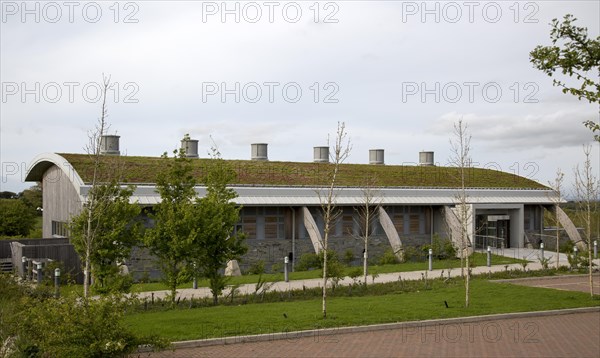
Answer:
1;0;599;195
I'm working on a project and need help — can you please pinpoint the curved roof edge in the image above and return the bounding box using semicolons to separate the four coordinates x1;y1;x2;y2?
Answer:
25;153;85;188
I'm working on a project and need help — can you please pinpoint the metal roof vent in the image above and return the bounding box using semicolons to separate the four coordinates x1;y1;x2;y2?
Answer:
100;135;120;155
251;143;268;161
313;146;329;163
181;137;199;158
419;151;435;166
369;149;384;165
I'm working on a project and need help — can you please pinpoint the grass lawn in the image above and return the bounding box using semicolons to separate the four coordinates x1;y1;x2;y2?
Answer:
124;278;599;342
129;253;524;293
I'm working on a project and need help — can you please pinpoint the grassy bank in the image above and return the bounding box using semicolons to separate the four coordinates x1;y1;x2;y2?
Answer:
124;277;599;342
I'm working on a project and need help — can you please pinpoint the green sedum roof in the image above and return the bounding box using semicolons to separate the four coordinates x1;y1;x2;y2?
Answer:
59;153;548;189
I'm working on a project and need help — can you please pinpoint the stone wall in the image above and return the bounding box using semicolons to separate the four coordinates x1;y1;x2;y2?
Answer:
530;229;574;251
126;234;436;278
126;246;162;282
237;233;434;272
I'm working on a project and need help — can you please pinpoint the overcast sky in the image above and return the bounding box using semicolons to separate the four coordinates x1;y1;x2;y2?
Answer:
1;1;599;195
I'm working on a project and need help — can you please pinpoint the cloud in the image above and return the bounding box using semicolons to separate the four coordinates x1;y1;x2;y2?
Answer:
429;110;595;150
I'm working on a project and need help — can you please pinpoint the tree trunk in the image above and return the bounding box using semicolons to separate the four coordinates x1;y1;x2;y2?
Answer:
322;232;328;319
171;262;178;305
587;207;593;298
83;248;90;297
556;207;560;270
465;252;470;308
364;208;369;286
363;240;368;287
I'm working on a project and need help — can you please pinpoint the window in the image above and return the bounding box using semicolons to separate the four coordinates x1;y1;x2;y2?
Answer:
334;207;355;237
265;217;280;239
237;207;285;239
385;206;430;235
358;211;381;237
242;217;256;239
393;214;404;234
51;221;69;237
524;206;541;231
409;215;420;234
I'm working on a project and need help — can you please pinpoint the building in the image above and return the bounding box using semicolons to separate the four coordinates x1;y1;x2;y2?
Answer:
25;136;583;275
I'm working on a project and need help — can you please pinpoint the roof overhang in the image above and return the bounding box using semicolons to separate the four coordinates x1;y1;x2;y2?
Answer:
83;185;558;206
25;153;85;187
26;152;559;207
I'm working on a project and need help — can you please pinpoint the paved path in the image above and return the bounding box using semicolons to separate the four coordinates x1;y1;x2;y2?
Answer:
134;248;598;301
134;263;521;301
497;274;600;295
492;247;571;266
142;309;600;358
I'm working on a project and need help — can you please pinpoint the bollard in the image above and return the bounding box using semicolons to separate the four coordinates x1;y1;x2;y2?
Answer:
594;241;598;259
487;246;491;267
573;246;578;269
192;262;198;289
21;256;27;280
54;268;61;298
284;256;289;282
36;262;43;284
428;249;433;271
540;242;544;261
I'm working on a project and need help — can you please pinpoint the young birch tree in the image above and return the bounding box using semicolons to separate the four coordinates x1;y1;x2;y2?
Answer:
449;119;473;308
77;77;109;297
549;169;565;269
352;175;381;286
319;122;351;319
70;75;140;297
573;145;598;298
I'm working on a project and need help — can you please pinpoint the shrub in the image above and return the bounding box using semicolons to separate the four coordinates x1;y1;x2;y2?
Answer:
343;249;355;266
424;234;456;260
560;240;575;254
270;262;283;273
348;267;363;281
92;266;134;295
138;271;151;284
16;295;169;356
402;246;427;262
0;273;168;357
296;253;321;271
247;260;266;275
318;249;339;266
568;249;594;270
347;267;364;288
539;256;551;270
40;261;76;288
323;259;346;291
379;249;399;265
296;250;339;271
